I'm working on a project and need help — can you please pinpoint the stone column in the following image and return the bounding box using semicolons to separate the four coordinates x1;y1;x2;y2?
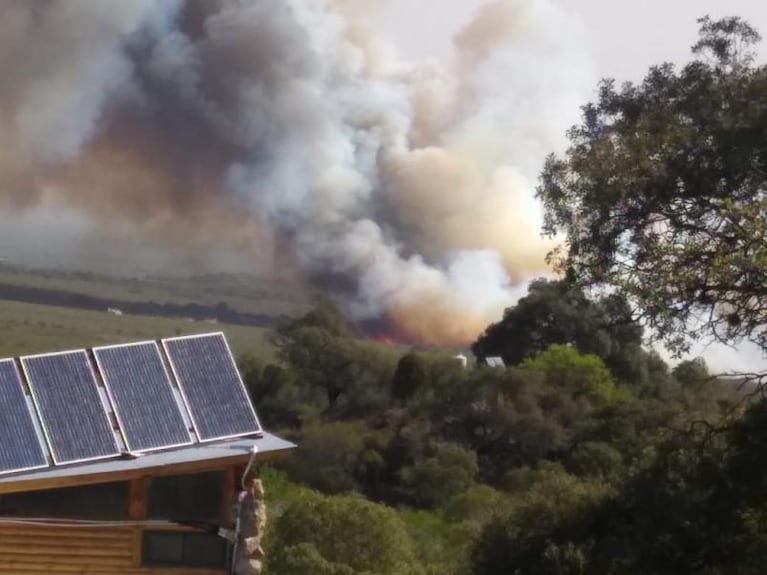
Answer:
233;472;267;575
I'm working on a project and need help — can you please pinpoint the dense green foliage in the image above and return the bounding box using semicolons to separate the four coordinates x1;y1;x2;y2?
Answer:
521;344;619;403
537;16;767;355
473;279;651;387
270;491;424;574
246;291;744;574
245;16;767;575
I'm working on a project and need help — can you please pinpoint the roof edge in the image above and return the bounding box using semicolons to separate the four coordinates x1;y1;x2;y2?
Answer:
0;433;295;495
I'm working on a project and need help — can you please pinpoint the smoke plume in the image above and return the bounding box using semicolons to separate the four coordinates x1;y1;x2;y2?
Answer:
0;0;593;345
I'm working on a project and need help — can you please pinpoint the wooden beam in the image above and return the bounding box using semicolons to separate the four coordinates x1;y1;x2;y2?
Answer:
222;467;237;526
129;477;148;568
129;477;149;521
0;448;291;495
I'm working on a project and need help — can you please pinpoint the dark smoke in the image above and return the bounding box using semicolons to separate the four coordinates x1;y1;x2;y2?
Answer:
0;0;593;344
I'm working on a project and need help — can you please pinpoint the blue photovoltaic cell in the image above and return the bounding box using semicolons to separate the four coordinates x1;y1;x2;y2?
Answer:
22;351;120;465
94;342;192;453
0;359;48;475
162;333;261;442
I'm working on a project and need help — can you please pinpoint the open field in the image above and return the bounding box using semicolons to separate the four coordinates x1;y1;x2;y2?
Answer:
0;300;276;361
0;265;436;363
0;263;311;317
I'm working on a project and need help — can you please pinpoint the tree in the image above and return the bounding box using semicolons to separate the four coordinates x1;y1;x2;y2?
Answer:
269;543;355;575
398;509;476;575
472;279;652;386
443;484;504;525
537;16;767;356
472;466;609;575
271;301;393;413
521;344;620;404
401;442;479;508
281;297;351;338
430;365;593;480
567;441;624;482
469;394;767;575
672;357;711;387
391;351;430;404
242;360;324;429
269;492;425;575
284;422;367;494
271;301;355;408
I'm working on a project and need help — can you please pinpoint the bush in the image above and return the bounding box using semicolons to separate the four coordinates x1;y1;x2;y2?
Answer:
392;351;430;404
268;492;424;575
521;344;620;404
284;422;367;494
567;441;624;481
443;484;505;525
473;468;609;575
402;442;479;508
400;509;475;575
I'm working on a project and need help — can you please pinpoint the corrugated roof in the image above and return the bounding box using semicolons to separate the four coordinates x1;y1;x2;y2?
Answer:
0;432;295;494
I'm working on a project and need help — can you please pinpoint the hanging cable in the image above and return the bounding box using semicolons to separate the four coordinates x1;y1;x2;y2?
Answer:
240;444;259;490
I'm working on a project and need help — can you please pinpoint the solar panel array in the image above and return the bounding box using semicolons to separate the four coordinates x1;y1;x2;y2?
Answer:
22;351;121;465
0;333;261;476
94;342;192;453
163;334;260;442
0;360;48;475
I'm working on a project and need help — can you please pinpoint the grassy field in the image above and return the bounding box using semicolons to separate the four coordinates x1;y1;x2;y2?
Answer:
0;264;438;364
0;263;311;317
0;300;276;361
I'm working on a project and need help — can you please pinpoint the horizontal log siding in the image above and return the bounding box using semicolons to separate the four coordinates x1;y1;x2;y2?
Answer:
0;524;226;575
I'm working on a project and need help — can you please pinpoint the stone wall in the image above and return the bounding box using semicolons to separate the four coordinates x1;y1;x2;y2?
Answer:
233;473;267;575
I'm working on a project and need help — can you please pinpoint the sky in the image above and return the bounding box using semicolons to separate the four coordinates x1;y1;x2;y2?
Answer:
384;0;767;82
383;0;767;373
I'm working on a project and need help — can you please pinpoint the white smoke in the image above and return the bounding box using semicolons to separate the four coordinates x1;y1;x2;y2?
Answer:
0;0;164;162
0;0;595;344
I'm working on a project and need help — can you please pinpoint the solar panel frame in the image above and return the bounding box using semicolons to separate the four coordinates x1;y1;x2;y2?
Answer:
162;332;262;443
93;340;194;454
0;359;49;476
21;350;121;466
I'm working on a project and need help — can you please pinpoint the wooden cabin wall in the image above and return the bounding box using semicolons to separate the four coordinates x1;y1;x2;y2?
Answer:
0;524;224;574
0;467;239;574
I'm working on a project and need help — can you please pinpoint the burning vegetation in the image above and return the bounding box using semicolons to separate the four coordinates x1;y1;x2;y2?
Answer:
0;0;592;346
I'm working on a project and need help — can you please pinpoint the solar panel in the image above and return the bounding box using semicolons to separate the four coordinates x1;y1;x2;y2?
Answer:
21;351;120;465
162;333;261;442
0;359;48;475
93;342;193;454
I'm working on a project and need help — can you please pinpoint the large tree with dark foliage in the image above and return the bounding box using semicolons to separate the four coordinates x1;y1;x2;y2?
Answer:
537;16;767;357
472;279;656;386
270;299;393;413
472;397;767;575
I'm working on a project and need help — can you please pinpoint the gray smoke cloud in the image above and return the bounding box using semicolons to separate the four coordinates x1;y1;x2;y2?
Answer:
0;0;594;344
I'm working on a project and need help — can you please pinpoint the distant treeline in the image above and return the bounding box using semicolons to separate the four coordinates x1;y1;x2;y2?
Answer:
0;282;286;327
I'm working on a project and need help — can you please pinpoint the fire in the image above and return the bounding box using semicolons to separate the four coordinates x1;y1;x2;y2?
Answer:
386;297;496;348
358;318;416;347
358;300;492;349
371;334;397;346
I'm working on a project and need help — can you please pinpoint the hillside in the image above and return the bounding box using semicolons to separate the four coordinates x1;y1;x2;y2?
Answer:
0;299;275;361
0;262;311;327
